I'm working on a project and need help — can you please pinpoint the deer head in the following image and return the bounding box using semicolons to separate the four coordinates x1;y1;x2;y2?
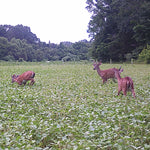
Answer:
118;66;123;73
93;61;102;70
11;74;19;83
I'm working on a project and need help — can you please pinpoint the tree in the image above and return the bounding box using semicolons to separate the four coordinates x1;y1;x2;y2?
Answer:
0;24;92;62
72;41;90;60
0;24;40;44
86;0;150;62
133;1;150;46
0;37;9;59
138;44;150;64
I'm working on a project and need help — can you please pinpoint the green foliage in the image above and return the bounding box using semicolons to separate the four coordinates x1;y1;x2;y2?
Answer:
138;44;150;64
0;25;91;62
133;1;150;46
0;62;150;149
0;37;9;58
86;0;150;62
0;24;39;44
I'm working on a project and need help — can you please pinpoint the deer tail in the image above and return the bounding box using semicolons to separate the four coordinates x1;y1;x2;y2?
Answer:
31;72;35;78
130;80;134;89
128;78;134;90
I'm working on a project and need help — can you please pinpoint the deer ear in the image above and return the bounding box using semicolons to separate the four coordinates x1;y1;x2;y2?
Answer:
119;66;122;70
93;60;96;63
12;74;18;78
12;74;16;78
94;60;97;64
120;69;124;72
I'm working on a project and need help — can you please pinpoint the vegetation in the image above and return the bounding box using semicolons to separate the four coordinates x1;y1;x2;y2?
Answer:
138;44;150;64
0;1;150;63
86;0;150;62
0;1;149;148
0;25;91;62
0;62;150;149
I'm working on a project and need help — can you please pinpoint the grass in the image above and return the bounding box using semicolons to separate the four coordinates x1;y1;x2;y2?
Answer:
0;61;150;149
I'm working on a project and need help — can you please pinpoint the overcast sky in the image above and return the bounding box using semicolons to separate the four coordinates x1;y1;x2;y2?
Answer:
1;0;91;44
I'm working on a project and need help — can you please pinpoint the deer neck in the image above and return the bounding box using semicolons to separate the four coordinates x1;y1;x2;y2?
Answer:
115;72;121;81
96;67;102;76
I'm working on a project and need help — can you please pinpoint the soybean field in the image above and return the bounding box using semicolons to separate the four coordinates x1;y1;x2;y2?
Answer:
0;62;150;149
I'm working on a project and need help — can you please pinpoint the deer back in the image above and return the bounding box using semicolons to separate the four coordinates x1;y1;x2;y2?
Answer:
102;68;116;79
12;71;35;85
101;67;123;79
124;77;134;90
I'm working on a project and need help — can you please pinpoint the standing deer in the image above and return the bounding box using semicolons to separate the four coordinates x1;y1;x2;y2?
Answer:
12;71;35;85
114;69;136;98
93;61;123;84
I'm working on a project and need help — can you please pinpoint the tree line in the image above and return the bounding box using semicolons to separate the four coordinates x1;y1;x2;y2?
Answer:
0;25;91;62
86;0;150;63
1;0;150;64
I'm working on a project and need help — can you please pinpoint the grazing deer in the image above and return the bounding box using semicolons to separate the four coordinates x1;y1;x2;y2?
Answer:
12;71;35;85
93;61;123;84
114;70;136;98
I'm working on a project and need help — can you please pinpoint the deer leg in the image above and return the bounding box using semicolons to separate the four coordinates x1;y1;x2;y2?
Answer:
32;79;35;85
21;79;27;85
19;82;22;85
102;78;107;84
131;89;136;98
118;88;121;96
122;89;127;96
29;79;35;85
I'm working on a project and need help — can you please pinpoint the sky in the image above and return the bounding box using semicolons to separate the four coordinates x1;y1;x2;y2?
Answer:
1;0;91;44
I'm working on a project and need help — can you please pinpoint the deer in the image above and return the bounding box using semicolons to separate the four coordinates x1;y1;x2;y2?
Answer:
114;69;136;98
12;71;35;85
93;61;123;84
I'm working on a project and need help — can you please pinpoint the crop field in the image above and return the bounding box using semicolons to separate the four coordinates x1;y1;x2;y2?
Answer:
0;61;150;149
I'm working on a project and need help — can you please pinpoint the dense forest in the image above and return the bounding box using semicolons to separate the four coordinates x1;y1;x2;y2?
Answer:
0;0;150;63
0;25;91;62
86;0;150;63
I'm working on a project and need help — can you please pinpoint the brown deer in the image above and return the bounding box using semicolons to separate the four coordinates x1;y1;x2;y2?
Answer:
114;69;136;98
12;71;35;85
93;61;123;84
